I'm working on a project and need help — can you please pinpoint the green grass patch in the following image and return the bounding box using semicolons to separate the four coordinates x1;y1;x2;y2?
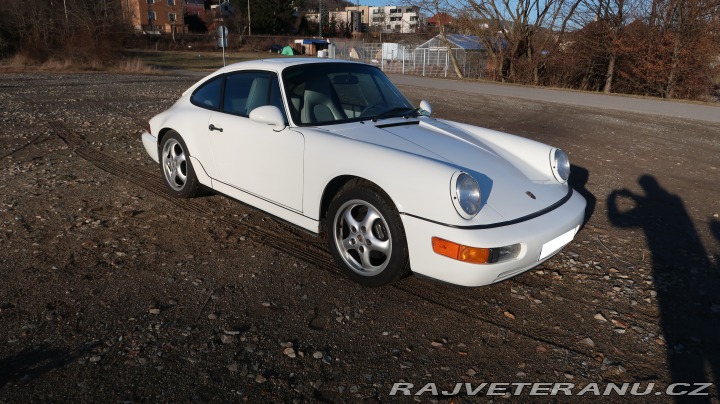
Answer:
122;49;285;72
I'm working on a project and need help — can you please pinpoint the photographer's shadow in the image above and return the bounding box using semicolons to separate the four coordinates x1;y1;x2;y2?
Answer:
568;164;595;227
608;175;719;401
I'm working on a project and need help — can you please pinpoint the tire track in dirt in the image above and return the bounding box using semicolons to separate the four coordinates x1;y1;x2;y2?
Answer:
0;133;46;159
394;279;597;358
48;120;334;268
394;278;662;380
514;277;659;322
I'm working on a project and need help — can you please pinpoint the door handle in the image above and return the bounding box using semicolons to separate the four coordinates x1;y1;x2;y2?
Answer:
209;124;223;132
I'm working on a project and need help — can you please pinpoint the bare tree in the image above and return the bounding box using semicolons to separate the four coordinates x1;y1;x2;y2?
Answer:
458;0;582;84
589;0;628;93
610;0;720;99
652;0;720;98
1;0;128;64
567;0;636;93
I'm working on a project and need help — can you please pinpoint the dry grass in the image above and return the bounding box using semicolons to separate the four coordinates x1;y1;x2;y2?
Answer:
0;54;160;74
1;48;292;74
111;58;158;74
123;49;285;71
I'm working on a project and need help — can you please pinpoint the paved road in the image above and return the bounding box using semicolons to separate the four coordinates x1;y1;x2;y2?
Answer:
389;74;720;124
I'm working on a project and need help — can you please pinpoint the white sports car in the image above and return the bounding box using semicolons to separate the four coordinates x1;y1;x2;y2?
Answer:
142;58;586;287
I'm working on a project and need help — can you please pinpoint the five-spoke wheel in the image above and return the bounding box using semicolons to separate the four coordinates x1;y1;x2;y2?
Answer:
333;199;392;275
159;131;203;198
327;184;409;286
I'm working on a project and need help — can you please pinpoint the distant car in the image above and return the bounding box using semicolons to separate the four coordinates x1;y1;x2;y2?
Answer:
268;44;283;53
141;58;586;287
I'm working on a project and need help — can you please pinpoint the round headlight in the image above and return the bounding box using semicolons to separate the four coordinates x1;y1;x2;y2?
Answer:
452;172;482;219
551;149;571;183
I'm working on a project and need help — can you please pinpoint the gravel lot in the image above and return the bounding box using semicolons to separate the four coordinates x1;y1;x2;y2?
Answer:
0;72;719;402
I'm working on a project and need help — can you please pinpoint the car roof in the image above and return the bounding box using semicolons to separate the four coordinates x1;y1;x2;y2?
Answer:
183;58;369;95
214;57;365;75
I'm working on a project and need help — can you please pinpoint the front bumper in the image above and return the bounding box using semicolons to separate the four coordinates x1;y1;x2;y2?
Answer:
401;190;586;286
142;131;159;163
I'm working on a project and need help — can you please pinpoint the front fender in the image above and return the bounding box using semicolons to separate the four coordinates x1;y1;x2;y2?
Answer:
302;129;505;227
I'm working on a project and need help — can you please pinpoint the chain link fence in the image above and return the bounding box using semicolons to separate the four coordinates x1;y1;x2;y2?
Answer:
329;40;488;79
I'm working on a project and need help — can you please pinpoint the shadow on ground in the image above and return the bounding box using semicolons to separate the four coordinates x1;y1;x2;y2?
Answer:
0;346;79;388
607;175;719;401
568;164;595;227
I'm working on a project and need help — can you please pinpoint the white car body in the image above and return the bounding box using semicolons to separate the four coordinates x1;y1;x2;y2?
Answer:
142;58;586;287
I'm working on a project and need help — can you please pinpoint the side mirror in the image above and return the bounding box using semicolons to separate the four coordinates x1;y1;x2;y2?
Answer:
419;100;432;117
249;106;286;131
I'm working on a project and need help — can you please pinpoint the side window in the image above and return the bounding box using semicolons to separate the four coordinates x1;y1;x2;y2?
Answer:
223;73;255;115
268;75;287;121
284;73;305;121
191;76;223;109
223;71;286;120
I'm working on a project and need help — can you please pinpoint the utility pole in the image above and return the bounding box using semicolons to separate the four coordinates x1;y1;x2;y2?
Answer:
248;0;252;35
318;0;322;37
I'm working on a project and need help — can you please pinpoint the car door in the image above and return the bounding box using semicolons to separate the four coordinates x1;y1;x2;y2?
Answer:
206;71;304;212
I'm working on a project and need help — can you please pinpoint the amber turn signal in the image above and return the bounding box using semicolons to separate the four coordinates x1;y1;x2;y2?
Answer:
432;237;491;264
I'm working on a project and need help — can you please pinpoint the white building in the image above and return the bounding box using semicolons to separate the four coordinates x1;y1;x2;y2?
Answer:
305;9;358;32
305;5;423;34
368;6;422;33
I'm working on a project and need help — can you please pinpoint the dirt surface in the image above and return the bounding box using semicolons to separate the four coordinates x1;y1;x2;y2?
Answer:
1;72;719;402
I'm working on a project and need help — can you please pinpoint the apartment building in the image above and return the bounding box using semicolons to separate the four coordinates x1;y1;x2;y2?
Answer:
368;6;421;33
122;0;207;34
305;8;363;33
344;6;371;29
306;5;423;34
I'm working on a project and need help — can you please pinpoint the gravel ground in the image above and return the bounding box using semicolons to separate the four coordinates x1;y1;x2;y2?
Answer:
0;72;719;402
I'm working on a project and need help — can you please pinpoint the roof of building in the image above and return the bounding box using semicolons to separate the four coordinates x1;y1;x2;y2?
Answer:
427;13;453;25
417;34;487;50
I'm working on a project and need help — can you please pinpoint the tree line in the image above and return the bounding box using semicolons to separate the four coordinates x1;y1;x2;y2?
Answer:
421;0;720;100
0;0;128;65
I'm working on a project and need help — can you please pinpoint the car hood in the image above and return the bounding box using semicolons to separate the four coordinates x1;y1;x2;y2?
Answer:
324;118;569;222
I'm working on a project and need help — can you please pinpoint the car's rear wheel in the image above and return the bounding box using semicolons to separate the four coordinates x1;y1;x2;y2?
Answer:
159;131;203;198
326;184;410;287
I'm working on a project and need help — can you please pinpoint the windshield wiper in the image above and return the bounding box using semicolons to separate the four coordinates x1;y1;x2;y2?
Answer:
371;107;417;122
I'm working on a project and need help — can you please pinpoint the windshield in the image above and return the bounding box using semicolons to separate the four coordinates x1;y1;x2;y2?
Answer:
282;62;414;126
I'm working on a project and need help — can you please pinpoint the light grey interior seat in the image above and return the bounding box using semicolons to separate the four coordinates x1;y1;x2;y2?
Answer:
246;77;270;115
301;76;346;124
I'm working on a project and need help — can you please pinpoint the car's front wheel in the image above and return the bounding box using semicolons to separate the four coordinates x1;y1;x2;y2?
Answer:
326;184;410;287
159;131;203;198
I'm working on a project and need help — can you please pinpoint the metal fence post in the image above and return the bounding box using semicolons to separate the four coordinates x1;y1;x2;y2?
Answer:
381;42;384;72
445;51;448;77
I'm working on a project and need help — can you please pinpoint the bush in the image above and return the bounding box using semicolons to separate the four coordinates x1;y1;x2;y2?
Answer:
0;0;129;67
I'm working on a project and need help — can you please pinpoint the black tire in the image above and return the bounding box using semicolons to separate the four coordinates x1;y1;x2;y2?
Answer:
158;131;203;198
326;183;410;287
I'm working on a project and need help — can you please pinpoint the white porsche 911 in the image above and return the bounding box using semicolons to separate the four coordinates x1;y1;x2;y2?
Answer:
142;58;586;287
